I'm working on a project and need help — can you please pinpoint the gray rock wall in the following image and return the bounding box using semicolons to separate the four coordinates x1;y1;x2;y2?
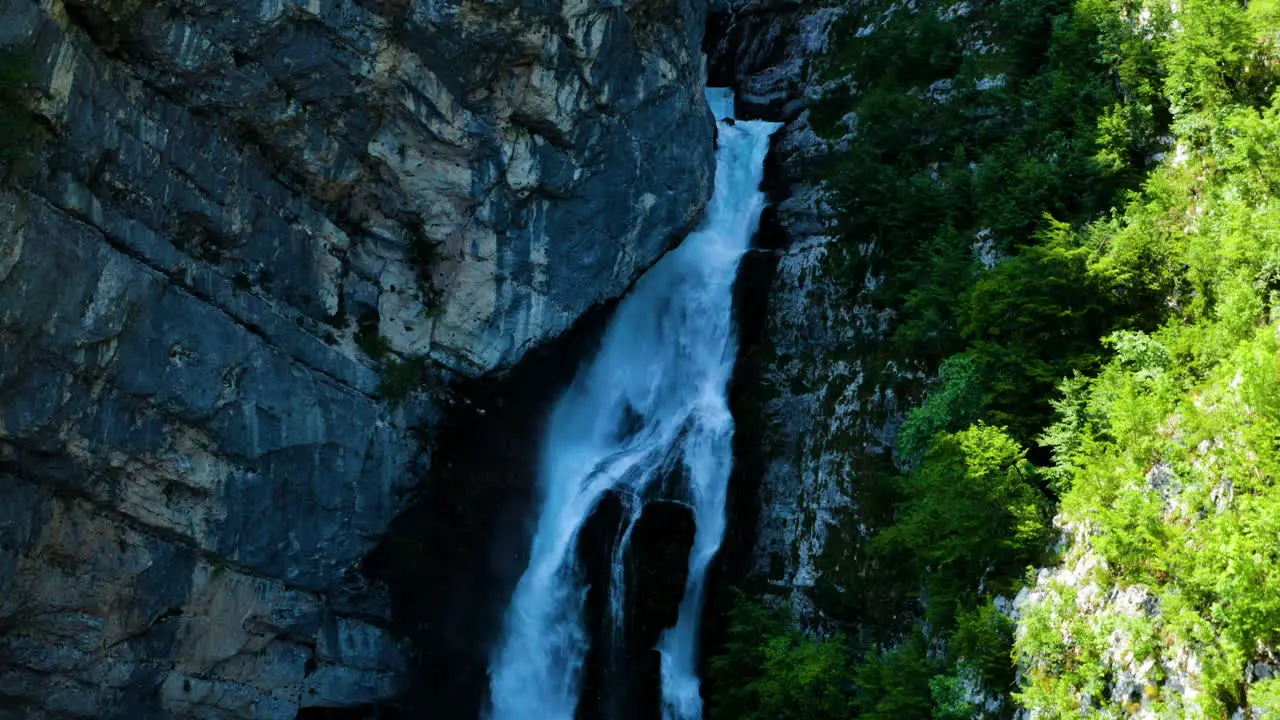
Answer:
3;0;713;376
0;0;714;714
712;0;886;623
0;189;414;718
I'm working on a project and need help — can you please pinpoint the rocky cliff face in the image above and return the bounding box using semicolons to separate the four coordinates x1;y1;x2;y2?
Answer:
0;0;713;715
709;0;869;623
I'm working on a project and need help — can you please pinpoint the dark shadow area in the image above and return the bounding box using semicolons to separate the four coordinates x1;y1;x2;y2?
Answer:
578;492;697;720
295;706;404;720
626;498;696;720
363;298;622;720
578;491;627;720
705;2;806;121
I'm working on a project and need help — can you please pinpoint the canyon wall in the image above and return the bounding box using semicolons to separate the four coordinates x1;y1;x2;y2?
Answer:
0;0;713;715
710;0;865;624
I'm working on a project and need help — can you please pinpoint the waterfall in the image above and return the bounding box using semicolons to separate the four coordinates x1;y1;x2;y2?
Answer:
487;89;781;720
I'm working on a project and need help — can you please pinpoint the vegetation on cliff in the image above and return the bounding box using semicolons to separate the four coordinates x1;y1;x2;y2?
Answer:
710;0;1280;715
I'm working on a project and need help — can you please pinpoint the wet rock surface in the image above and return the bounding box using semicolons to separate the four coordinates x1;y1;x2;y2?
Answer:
707;0;856;622
578;495;695;720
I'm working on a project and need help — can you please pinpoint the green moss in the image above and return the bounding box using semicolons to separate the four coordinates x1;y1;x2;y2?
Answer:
378;354;426;405
406;227;446;317
355;309;392;359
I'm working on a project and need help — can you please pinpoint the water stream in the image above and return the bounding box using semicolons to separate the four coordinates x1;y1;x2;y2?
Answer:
487;89;781;720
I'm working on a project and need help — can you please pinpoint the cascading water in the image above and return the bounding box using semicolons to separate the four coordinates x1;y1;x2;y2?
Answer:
487;89;781;720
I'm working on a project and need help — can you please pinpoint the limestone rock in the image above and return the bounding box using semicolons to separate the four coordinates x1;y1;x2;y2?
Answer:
2;0;714;376
0;0;714;713
710;0;864;621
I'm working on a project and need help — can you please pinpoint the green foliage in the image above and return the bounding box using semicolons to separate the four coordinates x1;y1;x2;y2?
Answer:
1010;3;1280;698
1251;678;1280;718
1017;328;1280;716
707;595;853;720
873;424;1049;622
707;594;787;720
851;636;935;719
1037;372;1092;491
929;671;980;720
753;632;853;719
1159;0;1279;126
723;0;1152;710
720;0;1280;714
710;595;1021;719
958;218;1118;438
895;354;987;468
818;0;1157;362
952;601;1017;689
378;354;426;404
802;0;1154;641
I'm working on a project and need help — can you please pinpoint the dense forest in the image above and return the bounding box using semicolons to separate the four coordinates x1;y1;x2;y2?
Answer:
710;0;1280;716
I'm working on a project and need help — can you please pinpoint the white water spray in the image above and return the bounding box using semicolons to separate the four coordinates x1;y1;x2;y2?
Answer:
487;89;781;720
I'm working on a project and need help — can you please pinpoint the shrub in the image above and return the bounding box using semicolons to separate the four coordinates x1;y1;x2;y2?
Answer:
378;355;426;404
